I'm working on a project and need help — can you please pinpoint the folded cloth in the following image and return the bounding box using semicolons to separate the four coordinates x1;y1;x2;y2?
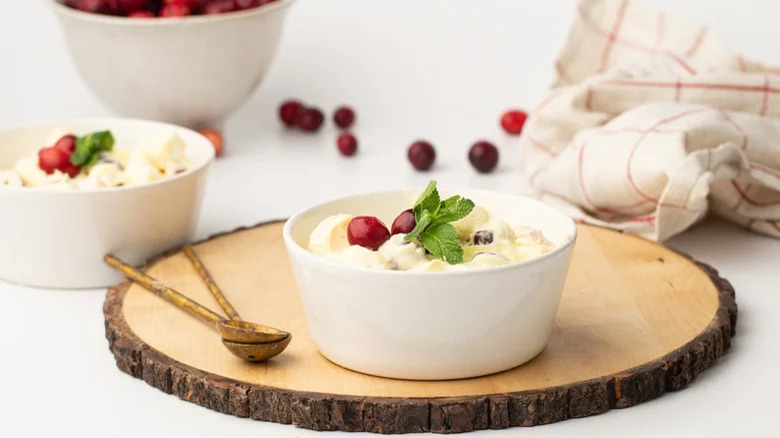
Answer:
522;0;780;241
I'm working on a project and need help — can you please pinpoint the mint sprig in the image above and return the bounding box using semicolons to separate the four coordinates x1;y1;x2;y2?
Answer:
404;181;475;264
71;131;115;168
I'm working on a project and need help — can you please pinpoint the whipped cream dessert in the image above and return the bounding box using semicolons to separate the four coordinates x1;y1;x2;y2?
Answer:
0;129;191;190
307;182;556;272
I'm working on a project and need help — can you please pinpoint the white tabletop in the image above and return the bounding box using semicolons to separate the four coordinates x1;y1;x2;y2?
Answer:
2;1;779;437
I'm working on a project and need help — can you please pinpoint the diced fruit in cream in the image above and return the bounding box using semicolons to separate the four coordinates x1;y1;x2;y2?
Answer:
0;129;192;190
378;234;428;270
308;213;353;256
452;206;490;241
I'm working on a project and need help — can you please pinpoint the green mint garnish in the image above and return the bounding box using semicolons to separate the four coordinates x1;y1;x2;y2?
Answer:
404;180;475;264
71;130;115;168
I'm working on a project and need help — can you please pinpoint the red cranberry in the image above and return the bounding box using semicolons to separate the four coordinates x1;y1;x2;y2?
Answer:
163;0;199;9
114;0;147;14
201;0;235;14
128;10;156;17
347;216;391;251
38;147;71;175
279;99;304;127
391;209;416;235
198;128;224;156
333;106;356;129
53;135;77;154
159;3;191;16
407;140;436;171
336;132;358;157
468;141;499;173
233;0;260;10
296;108;325;132
77;0;116;14
500;110;528;135
64;0;81;8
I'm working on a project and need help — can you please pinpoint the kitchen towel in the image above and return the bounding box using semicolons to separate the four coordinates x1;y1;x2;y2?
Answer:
522;0;780;240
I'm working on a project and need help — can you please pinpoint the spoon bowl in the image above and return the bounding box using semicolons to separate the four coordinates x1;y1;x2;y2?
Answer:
222;335;292;362
216;319;290;344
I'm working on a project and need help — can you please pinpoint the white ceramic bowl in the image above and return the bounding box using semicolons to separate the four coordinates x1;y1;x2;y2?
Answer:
283;189;577;380
0;118;214;289
49;1;294;128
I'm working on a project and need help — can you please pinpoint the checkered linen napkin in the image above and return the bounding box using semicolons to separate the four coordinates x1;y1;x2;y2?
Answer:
522;0;780;240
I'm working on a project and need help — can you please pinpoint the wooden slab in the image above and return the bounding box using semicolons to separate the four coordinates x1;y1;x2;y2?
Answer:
104;221;737;434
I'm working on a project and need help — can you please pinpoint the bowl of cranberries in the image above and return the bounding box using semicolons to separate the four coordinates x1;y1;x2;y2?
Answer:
0;118;215;289
49;0;294;128
283;188;576;380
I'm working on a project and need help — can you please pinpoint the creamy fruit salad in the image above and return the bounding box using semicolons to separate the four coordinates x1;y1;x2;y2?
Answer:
308;181;556;271
0;129;191;190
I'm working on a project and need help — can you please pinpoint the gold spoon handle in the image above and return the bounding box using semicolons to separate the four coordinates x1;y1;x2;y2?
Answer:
105;254;222;327
181;245;242;321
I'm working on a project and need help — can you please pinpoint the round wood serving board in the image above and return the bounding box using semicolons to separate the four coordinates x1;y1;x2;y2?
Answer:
104;221;737;434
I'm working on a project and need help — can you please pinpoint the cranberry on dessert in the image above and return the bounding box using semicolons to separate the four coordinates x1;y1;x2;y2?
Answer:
53;135;77;154
38;147;75;176
296;108;325;132
347;216;391;250
336;132;358;157
202;0;236;14
391;209;416;235
472;230;494;245
233;0;260;10
159;3;191;17
77;0;115;14
407;140;436;171
128;10;156;17
114;0;148;15
333;106;356;129
468;141;499;173
198;128;224;156
163;0;199;9
500;110;528;135
279;99;304;127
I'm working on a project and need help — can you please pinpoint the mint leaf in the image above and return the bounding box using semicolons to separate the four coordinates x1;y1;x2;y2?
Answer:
71;131;115;168
436;195;475;223
419;223;463;264
412;180;440;220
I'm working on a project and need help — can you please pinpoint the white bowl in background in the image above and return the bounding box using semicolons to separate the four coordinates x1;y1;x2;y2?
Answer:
0;118;214;289
49;1;295;129
283;189;577;380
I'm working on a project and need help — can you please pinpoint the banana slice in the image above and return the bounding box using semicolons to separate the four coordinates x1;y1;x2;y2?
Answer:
452;206;490;241
0;170;22;187
308;214;354;256
333;245;390;270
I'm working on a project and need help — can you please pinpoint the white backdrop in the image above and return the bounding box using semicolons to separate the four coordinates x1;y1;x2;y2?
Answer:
1;1;779;437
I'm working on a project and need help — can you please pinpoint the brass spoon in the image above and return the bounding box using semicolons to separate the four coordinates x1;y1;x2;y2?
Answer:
180;244;289;344
105;254;291;362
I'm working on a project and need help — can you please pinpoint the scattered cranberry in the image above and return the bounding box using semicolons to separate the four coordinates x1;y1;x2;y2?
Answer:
279;99;304;127
77;0;115;14
296;108;325;132
159;3;191;17
391;209;416;235
472;230;494;245
500;110;528;135
407;140;436;171
468;141;499;173
114;0;147;14
53;135;77;154
347;216;391;250
38;148;72;175
333;106;356;129
198;128;224;156
336;132;358;157
202;0;235;14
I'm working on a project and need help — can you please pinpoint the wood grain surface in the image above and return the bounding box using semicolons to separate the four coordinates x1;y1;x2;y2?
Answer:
104;221;737;433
